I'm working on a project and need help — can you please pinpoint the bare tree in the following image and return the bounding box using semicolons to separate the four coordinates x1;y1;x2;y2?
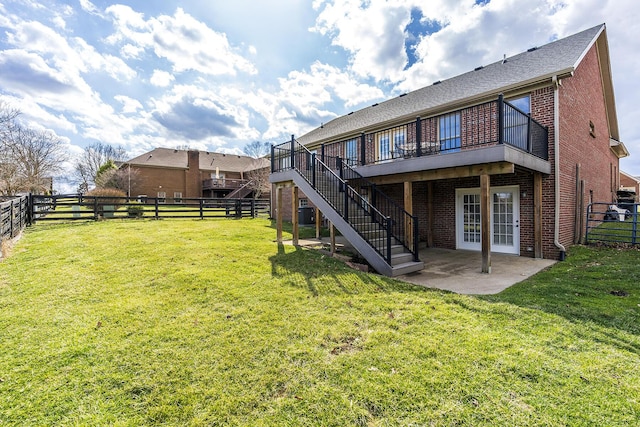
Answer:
75;142;128;191
244;157;270;199
1;103;22;195
243;141;272;159
2;127;65;194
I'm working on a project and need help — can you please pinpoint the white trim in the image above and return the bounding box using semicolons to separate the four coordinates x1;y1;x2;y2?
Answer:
455;185;520;255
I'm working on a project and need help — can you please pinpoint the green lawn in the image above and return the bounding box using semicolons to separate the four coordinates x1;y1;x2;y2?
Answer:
0;219;638;426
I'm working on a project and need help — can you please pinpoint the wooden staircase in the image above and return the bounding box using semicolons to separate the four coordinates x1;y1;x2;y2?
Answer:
273;140;423;277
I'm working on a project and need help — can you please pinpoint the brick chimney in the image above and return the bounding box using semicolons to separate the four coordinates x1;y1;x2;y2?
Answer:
185;150;202;198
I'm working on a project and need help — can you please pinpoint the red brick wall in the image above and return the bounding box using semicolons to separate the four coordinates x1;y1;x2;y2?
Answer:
557;44;619;251
130;166;186;200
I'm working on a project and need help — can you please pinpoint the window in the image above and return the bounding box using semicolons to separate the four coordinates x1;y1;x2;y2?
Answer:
345;138;358;166
439;112;461;152
508;95;530;114
378;133;391;162
504;94;530;150
393;130;406;155
376;128;406;162
174;192;182;203
157;191;166;203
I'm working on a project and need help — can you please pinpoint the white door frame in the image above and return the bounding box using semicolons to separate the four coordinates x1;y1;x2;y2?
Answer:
455;185;520;255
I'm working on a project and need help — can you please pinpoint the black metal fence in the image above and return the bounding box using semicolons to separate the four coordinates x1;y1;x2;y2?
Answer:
1;195;29;244
585;203;639;245
29;194;270;223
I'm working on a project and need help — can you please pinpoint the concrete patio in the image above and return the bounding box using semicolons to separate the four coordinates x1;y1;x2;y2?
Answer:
290;237;556;295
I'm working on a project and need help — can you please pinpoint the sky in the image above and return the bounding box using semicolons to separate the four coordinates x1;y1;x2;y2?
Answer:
1;0;639;192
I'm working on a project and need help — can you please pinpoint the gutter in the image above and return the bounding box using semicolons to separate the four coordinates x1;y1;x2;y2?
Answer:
553;75;567;260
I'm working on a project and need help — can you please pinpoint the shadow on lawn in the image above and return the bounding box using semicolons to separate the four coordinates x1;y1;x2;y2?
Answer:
269;243;424;297
478;246;640;341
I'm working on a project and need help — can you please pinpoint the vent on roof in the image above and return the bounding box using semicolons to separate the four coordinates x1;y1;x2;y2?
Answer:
432;80;441;85
474;66;484;71
399;93;407;97
502;54;507;64
348;111;354;115
371;103;379;107
527;46;538;52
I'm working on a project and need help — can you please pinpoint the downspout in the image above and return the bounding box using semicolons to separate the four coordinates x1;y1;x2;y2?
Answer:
553;75;567;260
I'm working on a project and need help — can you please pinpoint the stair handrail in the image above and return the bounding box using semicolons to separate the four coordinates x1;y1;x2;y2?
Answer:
225;179;254;199
285;138;417;264
340;160;419;260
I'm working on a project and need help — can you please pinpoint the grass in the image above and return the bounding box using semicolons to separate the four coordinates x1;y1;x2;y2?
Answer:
0;219;638;426
586;218;640;244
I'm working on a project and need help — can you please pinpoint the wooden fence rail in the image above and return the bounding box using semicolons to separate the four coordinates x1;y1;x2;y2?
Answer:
29;195;271;223
0;195;29;245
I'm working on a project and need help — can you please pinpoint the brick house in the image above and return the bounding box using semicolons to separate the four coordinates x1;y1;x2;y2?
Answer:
123;148;270;202
270;24;629;277
619;171;640;199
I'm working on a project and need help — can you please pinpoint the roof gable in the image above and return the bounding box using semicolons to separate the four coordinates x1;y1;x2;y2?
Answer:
298;24;606;146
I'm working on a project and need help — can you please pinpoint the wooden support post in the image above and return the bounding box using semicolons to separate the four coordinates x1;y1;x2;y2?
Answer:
276;186;283;243
315;207;322;239
329;222;336;255
292;186;299;246
534;172;543;258
426;181;434;247
480;174;491;273
404;181;414;250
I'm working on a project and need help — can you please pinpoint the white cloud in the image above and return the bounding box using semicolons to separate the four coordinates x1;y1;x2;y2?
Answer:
312;0;413;83
150;84;260;143
150;70;175;87
114;95;143;114
78;0;102;17
106;6;257;76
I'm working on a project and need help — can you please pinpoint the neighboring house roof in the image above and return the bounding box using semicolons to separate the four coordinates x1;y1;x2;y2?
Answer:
620;170;640;184
299;23;615;146
125;148;269;173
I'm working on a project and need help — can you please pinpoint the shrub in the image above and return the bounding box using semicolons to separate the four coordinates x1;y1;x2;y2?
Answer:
127;202;144;218
84;188;127;215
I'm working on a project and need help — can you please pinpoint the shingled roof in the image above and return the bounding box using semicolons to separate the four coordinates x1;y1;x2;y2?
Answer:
125;148;269;172
298;24;611;145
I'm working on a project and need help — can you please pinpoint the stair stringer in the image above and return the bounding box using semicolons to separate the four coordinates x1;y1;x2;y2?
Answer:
278;170;394;276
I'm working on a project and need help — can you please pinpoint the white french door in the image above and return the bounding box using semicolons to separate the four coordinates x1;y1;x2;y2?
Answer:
456;186;520;255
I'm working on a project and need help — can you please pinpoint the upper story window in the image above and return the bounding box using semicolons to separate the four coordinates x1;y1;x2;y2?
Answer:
344;138;358;166
439;112;461;152
378;133;391;162
376;128;406;162
504;95;530;150
508;94;530;114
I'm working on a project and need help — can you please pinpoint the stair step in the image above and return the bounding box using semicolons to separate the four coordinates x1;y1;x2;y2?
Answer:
390;261;425;277
390;252;415;266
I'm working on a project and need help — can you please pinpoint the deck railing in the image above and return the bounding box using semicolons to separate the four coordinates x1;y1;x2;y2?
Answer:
287;95;548;168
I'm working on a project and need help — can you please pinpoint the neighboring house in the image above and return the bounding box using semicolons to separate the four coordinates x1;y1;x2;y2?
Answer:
270;23;629;277
619;171;640;199
122;148;270;202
